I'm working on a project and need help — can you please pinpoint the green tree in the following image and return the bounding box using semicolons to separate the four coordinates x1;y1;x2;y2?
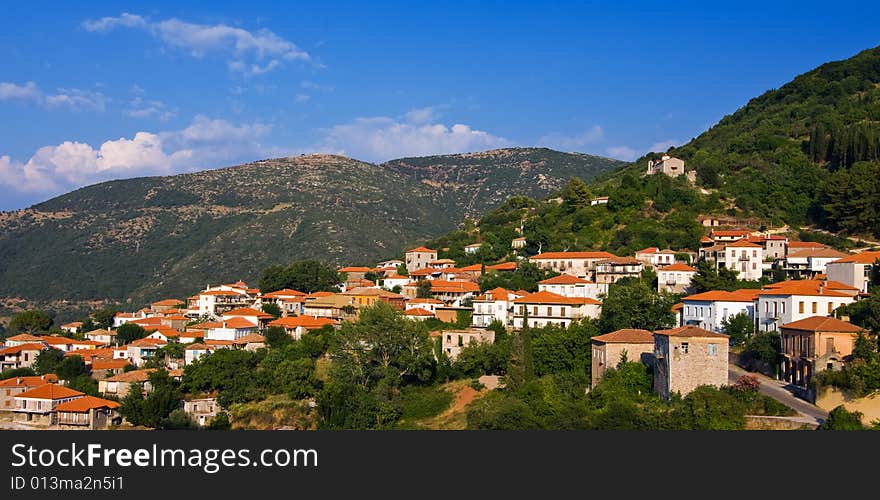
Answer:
0;367;36;380
116;323;147;344
258;260;340;293
164;409;197;430
66;375;99;396
265;326;293;349
261;302;282;319
597;278;675;333
819;405;865;430
208;411;231;430
92;307;119;330
57;355;87;380
396;264;408;276
120;383;145;426
32;349;64;375
722;312;754;346
416;280;433;299
8;310;52;335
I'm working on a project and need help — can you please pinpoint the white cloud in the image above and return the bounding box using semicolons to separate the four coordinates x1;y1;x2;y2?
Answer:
405;106;441;125
0;82;107;112
125;96;177;121
648;139;682;153
537;126;604;151
44;88;107;112
0;116;273;199
311;109;510;162
0;81;42;102
606;146;638;162
295;94;311;104
82;13;312;75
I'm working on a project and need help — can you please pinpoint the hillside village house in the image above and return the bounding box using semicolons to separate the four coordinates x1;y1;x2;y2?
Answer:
186;281;259;318
302;294;359;321
781;247;849;279
261;289;308;316
538;274;607;301
0;374;58;412
0;343;47;371
471;288;521;328
60;322;82;334
54;395;121;430
590;329;655;388
634;247;677;267
151;299;184;313
440;329;496;360
3;333;44;347
405;247;438;273
429;280;480;307
826;250;880;294
590;196;609;206
84;328;116;345
405;298;444;314
657;263;697;294
126;337;166;367
755;280;858;332
699;239;764;281
529;251;617;280
381;274;413;291
428;259;457;269
779;316;862;391
221;307;274;330
646;155;686;177
90;359;131;379
14;384;84;425
267;316;336;340
205;317;260;341
184;397;220;427
680;289;759;333
338;266;371;281
185;343;217;365
404;308;436;321
464;243;483;254
653;326;729;400
595;257;644;285
512;291;601;328
511;237;526;249
343;287;406;310
706;229;754;244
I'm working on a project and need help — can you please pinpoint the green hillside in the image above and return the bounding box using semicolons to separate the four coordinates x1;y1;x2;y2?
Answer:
0;149;622;305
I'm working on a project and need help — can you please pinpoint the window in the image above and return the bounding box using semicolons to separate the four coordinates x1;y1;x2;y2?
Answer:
752;263;756;270
812;302;817;314
798;301;804;314
548;307;554;317
708;344;717;356
533;306;539;316
828;302;833;314
681;343;689;354
458;336;464;347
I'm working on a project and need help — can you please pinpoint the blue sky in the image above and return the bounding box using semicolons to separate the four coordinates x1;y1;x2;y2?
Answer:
1;1;879;210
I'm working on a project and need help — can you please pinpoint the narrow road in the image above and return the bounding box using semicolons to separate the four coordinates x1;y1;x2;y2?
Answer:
728;364;828;425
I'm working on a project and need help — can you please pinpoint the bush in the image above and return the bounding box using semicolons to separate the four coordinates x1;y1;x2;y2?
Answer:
400;385;454;420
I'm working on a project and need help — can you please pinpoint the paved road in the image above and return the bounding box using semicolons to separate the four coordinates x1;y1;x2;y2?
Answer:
728;364;828;425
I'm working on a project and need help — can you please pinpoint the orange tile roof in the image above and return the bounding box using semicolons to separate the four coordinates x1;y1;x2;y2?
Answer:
659;263;697;272
786;248;848;259
200;290;246;296
131;317;164;326
407;298;444;304
0;374;58;388
91;359;131;370
711;229;752;237
539;273;592;285
162;314;189;321
597;256;642;265
683;290;760;302
106;369;155;383
757;281;851;297
128;338;166;347
636;247;660;254
37;335;81;345
185;343;210;350
233;333;266;344
222;307;274;319
429;259;456;265
592;329;654;344
487;262;518;271
788;241;829;249
61;322;83;328
382;274;410;280
204;340;235;347
458;264;483;272
54;395;120;413
830;251;880;264
727;240;762;248
408;268;437;276
188;321;224;330
430;280;480;293
268;316;337;329
152;299;184;307
654;325;729;339
530;251;617;260
405;308;435;316
16;383;84;400
5;333;43;342
406;247;436;253
513;290;601;305
339;266;372;273
180;330;205;338
0;343;48;355
306;291;335;298
222;317;258;329
780;316;862;333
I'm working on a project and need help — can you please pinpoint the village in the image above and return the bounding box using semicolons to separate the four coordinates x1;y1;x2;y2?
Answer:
1;156;878;430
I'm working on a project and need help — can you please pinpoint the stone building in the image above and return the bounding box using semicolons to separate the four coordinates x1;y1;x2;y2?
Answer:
653;326;729;400
590;329;655;388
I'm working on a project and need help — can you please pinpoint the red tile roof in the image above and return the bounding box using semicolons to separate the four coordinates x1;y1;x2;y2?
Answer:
407;298;444;304
0;343;48;355
222;307;274;319
16;383;84;400
152;299;184;307
406;247;436;253
539;273;592;285
338;266;372;273
261;288;308;298
727;240;762;248
405;308;435;317
4;333;43;342
780;316;862;333
659;263;697;272
222;317;258;329
0;374;58;388
487;262;517;271
268;316;337;329
683;289;760;302
830;251;880;264
591;329;654;344
513;290;601;305
91;359;131;370
233;334;266;344
54;395;120;413
654;325;729;339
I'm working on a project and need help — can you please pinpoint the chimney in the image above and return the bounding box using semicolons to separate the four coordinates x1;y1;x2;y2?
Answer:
16;378;22;384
